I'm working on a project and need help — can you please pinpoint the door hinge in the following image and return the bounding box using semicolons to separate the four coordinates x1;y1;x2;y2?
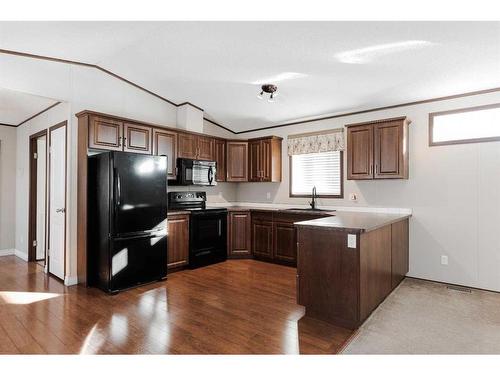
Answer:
32;240;37;247
33;152;38;160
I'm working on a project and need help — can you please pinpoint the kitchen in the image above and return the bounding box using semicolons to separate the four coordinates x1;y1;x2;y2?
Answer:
0;10;500;372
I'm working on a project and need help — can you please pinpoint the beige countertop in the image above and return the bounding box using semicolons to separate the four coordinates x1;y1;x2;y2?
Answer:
226;206;337;216
294;211;411;233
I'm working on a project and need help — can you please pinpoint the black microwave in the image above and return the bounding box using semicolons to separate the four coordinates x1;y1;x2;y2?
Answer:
176;158;217;186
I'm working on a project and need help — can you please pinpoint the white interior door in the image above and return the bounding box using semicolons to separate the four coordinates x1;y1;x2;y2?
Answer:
36;136;47;261
48;125;66;280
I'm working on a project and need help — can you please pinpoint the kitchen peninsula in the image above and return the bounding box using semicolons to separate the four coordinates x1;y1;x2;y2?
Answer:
295;212;410;329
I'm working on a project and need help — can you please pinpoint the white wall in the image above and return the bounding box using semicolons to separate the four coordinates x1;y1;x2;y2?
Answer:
0;125;16;251
237;90;500;292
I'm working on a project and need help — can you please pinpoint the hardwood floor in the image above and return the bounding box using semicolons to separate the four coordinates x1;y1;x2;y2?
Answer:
0;256;353;354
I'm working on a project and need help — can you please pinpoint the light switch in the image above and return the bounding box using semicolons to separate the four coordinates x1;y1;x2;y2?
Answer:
347;234;357;248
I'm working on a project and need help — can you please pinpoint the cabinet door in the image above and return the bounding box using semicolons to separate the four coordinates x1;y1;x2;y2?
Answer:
374;120;406;179
153;129;178;180
260;139;273;182
167;215;189;269
347;125;374;180
273;221;297;263
197;136;215;160
228;211;251;256
226;141;248;182
88;116;123;151
123;123;152;154
178;133;197;159
214;139;226;182
248;140;261;182
252;219;273;258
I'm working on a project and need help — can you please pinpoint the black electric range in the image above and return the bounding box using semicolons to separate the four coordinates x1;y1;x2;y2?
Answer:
168;192;227;268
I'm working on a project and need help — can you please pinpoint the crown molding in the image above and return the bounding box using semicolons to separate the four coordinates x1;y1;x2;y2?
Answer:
0;101;62;128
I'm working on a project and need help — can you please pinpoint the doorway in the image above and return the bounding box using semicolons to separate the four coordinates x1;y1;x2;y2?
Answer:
28;130;48;266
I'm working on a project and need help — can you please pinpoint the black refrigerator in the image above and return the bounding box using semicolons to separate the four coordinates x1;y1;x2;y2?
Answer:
87;151;168;293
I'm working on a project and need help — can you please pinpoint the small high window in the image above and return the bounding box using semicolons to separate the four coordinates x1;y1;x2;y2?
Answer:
429;104;500;146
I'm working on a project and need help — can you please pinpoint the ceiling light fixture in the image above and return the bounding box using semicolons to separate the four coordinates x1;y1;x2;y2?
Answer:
257;84;278;102
335;40;435;64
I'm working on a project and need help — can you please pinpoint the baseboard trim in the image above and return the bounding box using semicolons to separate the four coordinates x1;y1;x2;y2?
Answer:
64;275;78;286
14;250;28;261
0;249;15;257
406;276;500;295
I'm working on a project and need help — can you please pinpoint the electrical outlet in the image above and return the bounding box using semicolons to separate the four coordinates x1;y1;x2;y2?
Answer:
349;193;357;201
441;255;448;265
266;192;271;199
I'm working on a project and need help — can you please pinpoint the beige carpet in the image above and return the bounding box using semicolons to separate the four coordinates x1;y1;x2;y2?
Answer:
341;278;500;354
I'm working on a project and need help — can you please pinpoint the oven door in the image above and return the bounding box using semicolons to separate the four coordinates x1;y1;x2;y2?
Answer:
189;210;227;267
192;162;217;186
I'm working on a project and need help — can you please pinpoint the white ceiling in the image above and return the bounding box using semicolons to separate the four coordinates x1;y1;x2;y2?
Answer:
0;88;58;125
1;21;499;132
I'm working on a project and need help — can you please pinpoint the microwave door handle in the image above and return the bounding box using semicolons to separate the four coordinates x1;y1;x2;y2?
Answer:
208;166;214;185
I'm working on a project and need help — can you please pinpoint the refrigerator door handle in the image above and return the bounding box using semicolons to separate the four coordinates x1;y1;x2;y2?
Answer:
114;168;121;206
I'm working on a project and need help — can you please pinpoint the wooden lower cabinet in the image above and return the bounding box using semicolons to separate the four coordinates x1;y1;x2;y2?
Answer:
273;221;297;263
250;211;328;266
251;212;273;259
167;214;189;269
296;218;410;329
228;211;251;257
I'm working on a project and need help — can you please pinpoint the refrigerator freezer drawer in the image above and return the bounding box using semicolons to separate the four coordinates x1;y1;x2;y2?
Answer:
107;234;167;293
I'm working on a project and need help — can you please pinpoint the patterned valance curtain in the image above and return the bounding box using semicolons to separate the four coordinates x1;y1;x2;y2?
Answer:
287;128;345;156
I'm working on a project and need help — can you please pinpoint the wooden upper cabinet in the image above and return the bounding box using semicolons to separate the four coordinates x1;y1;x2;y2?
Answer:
374;120;408;179
347;125;374;180
214;139;226;182
177;133;197;159
248;140;261;182
177;133;214;160
197;136;214;160
88;116;123;151
347;117;409;180
248;137;282;182
123;123;152;154
153;129;178;180
226;141;248;182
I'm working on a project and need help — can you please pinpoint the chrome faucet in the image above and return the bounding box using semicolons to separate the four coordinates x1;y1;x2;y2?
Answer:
309;186;317;210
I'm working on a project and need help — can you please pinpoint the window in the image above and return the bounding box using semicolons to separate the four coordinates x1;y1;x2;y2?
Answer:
290;151;343;197
429;103;500;146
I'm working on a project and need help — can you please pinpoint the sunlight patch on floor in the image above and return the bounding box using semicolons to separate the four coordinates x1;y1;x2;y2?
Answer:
0;291;61;305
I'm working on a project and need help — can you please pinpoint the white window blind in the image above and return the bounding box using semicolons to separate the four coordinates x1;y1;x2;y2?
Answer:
291;151;342;196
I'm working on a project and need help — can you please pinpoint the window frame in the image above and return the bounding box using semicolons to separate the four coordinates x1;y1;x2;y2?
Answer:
429;103;500;147
288;151;344;199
